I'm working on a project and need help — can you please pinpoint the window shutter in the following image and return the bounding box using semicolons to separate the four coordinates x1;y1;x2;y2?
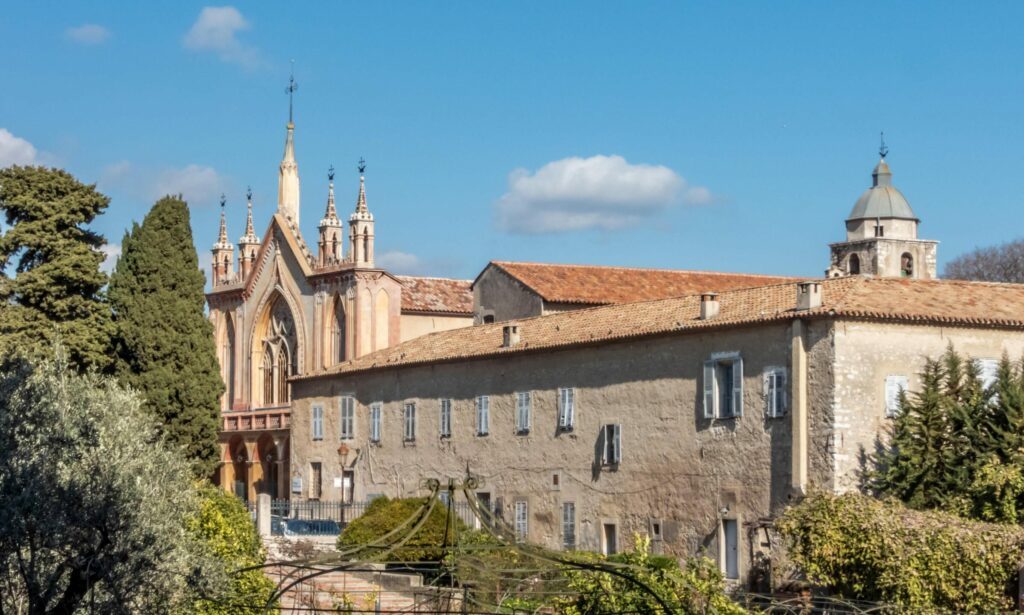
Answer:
567;388;575;428
612;424;622;464
600;425;609;465
777;371;788;417
703;360;715;419
731;358;744;417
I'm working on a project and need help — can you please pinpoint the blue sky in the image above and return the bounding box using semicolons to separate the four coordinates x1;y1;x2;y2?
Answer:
2;2;1022;281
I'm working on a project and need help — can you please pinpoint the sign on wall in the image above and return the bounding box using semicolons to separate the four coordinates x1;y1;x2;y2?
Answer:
291;476;302;494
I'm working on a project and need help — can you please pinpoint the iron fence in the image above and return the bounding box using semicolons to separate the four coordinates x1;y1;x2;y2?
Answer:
258;499;476;536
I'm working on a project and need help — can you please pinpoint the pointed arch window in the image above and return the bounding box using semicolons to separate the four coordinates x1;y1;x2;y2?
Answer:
331;296;346;364
259;298;298;406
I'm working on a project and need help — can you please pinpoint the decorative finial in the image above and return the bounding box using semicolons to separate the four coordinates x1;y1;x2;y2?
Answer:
246;185;253;202
879;131;889;160
220;193;226;209
357;157;366;175
285;60;298;124
328;165;335;182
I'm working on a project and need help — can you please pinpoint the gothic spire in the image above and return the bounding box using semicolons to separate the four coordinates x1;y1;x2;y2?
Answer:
321;165;339;222
352;157;370;218
213;194;233;250
239;186;259;246
277;69;301;225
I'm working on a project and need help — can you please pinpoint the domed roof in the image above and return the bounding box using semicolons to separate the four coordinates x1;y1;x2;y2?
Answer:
847;159;918;221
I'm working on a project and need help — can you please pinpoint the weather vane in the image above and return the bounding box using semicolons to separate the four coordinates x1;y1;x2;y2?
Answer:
879;131;889;160
246;185;252;201
220;193;226;208
328;165;335;182
286;60;298;124
358;157;366;175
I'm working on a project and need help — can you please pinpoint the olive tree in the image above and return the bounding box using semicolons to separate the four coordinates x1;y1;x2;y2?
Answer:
0;350;201;614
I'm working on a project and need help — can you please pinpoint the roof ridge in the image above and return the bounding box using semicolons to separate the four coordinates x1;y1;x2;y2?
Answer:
491;260;798;278
398;275;473;283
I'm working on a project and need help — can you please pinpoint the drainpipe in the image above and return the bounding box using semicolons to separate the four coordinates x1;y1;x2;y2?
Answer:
790;319;809;496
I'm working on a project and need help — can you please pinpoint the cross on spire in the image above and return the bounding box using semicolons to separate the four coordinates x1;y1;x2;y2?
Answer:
358;157;366;175
286;60;298;124
879;131;889;160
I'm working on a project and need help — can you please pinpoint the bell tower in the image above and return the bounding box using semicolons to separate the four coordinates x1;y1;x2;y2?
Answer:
211;194;236;286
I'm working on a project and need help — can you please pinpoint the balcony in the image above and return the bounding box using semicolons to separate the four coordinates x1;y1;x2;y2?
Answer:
221;405;291;432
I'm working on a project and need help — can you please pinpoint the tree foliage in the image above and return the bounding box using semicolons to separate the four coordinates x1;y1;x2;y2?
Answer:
109;196;222;476
336;496;466;563
871;346;1024;522
0;348;199;614
0;166;113;371
187;485;276;614
778;492;1024;613
944;237;1024;283
552;536;746;615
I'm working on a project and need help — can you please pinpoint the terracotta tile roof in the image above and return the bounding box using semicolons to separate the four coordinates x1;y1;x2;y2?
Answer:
296;277;1024;380
399;276;473;314
484;261;804;305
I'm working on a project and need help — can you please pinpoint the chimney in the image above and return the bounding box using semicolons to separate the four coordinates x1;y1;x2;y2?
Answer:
502;324;520;348
699;292;720;320
796;281;823;311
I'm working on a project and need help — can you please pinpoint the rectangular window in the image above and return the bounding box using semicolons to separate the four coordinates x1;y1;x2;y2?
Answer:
369;402;382;443
722;519;738;579
702;354;743;419
404;403;416;441
310;462;322;500
884;375;908;418
514;500;528;542
601;424;622;465
562;502;576;550
603;523;617;555
515;391;531;434
476;395;490;436
764;369;788;418
312;405;324;441
439;399;452;438
558;387;575;430
979;359;999;390
340;396;355;440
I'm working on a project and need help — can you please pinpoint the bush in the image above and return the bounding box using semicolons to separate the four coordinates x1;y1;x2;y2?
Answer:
777;492;1024;612
187;484;277;614
337;496;466;563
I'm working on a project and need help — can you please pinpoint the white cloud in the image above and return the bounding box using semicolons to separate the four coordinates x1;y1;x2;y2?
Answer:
183;6;261;69
153;164;225;203
494;155;713;234
99;161;227;206
65;24;110;45
0;129;38;167
377;251;424;275
99;243;121;273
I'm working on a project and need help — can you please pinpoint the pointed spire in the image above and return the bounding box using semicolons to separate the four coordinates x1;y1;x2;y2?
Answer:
239;186;259;246
322;165;338;220
213;194;234;250
277;77;301;225
352;157;371;219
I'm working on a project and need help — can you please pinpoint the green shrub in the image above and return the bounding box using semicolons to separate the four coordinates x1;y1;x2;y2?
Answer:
337;496;466;563
777;492;1024;613
187;484;276;614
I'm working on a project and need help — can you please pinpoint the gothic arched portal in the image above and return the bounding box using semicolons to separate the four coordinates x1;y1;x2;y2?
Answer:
252;293;298;407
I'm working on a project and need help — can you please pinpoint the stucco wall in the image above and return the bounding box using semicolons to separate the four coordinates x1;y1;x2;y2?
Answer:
399;313;473;343
830;321;1024;492
473;266;544;323
290;322;803;576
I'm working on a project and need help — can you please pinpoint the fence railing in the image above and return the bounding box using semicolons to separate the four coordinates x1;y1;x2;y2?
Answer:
256;499;477;537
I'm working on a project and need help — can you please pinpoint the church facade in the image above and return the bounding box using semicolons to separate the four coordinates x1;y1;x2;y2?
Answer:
206;116;473;502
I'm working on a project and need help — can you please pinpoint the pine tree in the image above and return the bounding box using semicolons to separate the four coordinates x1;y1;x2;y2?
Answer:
109;196;222;476
0;166;113;371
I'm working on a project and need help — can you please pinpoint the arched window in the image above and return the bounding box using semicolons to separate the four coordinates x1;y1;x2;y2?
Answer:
849;254;861;275
901;253;914;278
224;318;235;407
256;297;298;406
331;297;346;364
262;349;274;404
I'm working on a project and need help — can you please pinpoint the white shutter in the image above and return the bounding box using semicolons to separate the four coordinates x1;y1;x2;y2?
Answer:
703;360;715;419
612;424;622;464
370;404;381;442
558;388;575;429
600;425;609;464
884;375;908;417
312;406;323;440
731;358;744;417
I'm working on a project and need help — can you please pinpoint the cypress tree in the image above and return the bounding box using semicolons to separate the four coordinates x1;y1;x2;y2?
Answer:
0;166;113;371
109;196;222;476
